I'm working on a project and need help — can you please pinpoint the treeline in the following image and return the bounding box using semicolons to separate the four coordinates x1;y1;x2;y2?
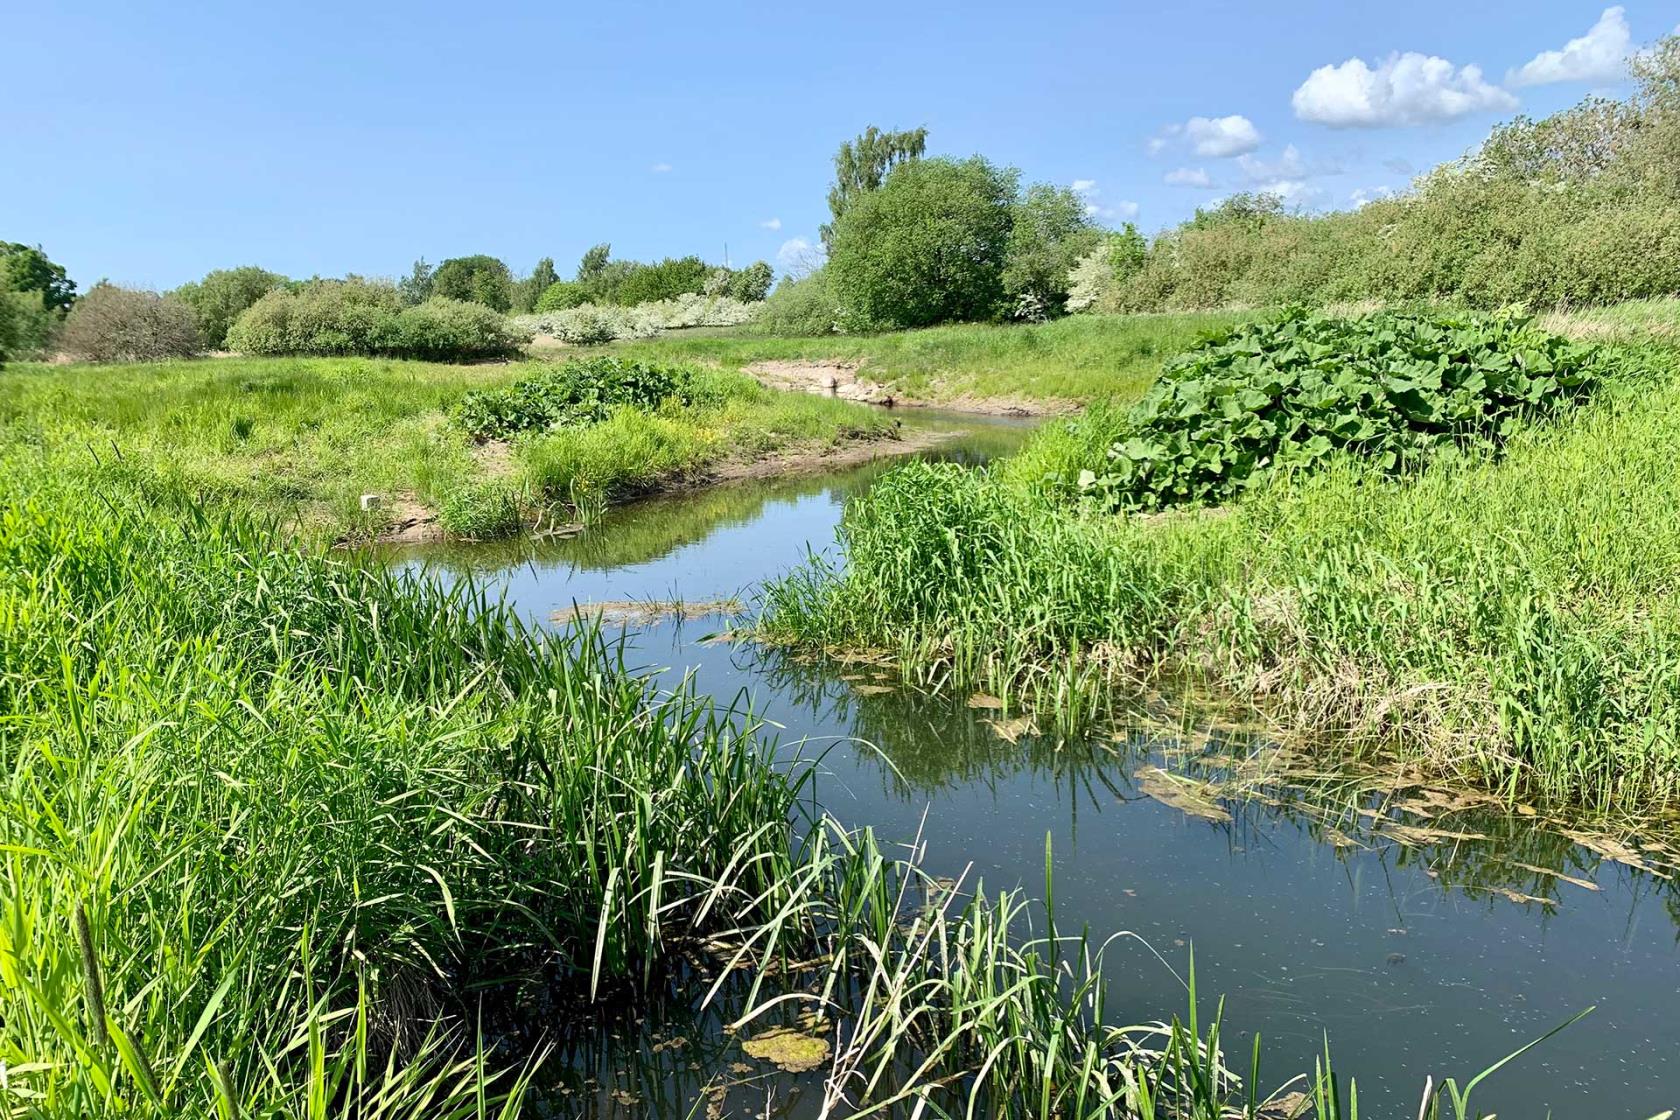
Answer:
1072;37;1680;314
0;242;775;366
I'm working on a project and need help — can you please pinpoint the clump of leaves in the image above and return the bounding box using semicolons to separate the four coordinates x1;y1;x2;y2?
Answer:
1083;307;1602;510
454;356;695;440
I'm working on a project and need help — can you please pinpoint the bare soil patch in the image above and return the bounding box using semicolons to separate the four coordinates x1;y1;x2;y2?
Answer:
741;360;1079;417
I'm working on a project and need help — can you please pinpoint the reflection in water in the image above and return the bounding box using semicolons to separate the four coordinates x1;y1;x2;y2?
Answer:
389;414;1680;1120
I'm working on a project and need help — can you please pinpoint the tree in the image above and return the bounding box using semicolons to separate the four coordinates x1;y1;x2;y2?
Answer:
172;266;287;348
0;243;76;313
725;261;774;302
59;283;202;362
514;257;560;312
577;243;611;282
821;126;928;248
431;255;514;311
614;256;711;305
1001;184;1101;319
827;156;1017;330
398;258;434;306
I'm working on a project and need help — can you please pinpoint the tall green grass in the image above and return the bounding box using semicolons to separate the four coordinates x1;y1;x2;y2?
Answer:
762;347;1680;814
0;356;889;542
0;459;818;1114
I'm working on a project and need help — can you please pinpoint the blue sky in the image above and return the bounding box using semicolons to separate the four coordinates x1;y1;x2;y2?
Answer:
5;1;1674;291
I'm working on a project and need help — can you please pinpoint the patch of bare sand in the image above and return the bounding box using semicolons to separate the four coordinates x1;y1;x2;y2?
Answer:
741;360;1079;417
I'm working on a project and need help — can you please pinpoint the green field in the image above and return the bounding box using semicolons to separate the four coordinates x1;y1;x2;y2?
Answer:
0;354;892;541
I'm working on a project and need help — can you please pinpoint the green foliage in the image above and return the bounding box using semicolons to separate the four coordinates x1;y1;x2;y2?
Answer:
0;278;16;369
1001;183;1101;320
514;256;559;313
58;283;202;362
615;255;711;305
766;344;1680;812
577;242;612;282
1083;308;1601;510
1112;42;1680;312
454;356;694;440
227;280;522;360
725;260;774;302
535;279;590;311
171;265;287;348
431;254;515;311
1066;225;1147;314
753;269;841;335
828;156;1018;330
382;296;526;361
0;241;76;312
397;257;434;305
822;124;928;247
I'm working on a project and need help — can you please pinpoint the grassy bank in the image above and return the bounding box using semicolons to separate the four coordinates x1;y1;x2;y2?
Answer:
762;330;1680;816
0;354;892;541
598;310;1249;406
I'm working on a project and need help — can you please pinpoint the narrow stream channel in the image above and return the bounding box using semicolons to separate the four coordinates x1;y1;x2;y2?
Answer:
387;412;1680;1118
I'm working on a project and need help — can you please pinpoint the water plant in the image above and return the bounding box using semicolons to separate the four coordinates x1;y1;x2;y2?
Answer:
1078;307;1602;510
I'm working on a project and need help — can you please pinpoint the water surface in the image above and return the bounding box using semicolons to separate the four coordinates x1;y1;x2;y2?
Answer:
391;413;1680;1118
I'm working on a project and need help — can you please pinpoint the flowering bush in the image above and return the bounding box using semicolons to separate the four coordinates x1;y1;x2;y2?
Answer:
513;295;760;344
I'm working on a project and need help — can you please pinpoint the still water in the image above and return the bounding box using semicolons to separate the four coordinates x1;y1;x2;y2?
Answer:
391;414;1679;1118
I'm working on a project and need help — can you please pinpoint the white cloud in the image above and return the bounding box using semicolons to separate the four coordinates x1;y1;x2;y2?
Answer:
1185;115;1263;157
759;217;782;231
1069;179;1137;222
1508;7;1632;87
650;162;673;173
1292;52;1517;127
1165;167;1213;188
1349;185;1397;208
776;237;826;278
1251;179;1325;207
1235;144;1342;188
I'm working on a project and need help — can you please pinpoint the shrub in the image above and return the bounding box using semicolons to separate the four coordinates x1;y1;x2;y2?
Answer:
1066;225;1148;313
614;256;711;306
1081;308;1602;510
454;356;695;440
0;282;61;364
431;255;515;311
536;279;589;312
753;269;842;335
58;283;202;363
1001;184;1101;320
725;260;774;302
514;295;757;344
228;279;402;356
171;266;288;348
828;156;1018;330
382;298;526;361
227;280;521;360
